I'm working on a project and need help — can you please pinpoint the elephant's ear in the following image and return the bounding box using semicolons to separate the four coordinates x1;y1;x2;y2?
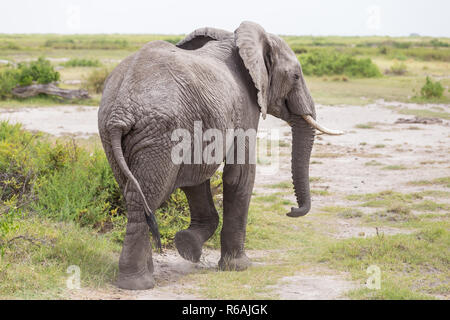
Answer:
176;27;233;50
235;21;272;119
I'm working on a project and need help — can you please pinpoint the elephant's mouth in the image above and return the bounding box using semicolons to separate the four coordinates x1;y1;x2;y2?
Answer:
285;99;344;135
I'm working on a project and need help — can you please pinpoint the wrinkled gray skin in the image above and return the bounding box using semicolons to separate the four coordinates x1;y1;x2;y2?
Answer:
98;21;316;290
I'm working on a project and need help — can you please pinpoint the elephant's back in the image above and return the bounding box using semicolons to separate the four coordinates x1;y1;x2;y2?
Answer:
100;40;237;134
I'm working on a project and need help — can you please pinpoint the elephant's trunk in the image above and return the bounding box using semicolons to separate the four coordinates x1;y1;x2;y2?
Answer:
284;78;316;217
287;116;315;217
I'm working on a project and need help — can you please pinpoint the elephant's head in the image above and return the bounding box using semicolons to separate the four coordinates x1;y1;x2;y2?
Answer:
235;21;343;217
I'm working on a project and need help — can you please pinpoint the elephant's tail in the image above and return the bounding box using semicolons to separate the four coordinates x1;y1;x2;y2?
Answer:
110;128;162;251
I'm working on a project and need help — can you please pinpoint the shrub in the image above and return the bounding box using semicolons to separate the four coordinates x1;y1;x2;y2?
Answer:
420;77;444;99
392;41;412;49
378;46;388;55
0;41;20;50
0;58;60;98
429;39;449;48
62;58;102;67
0;122;126;243
299;50;381;77
84;68;110;93
394;54;407;61
388;62;407;75
0;68;19;99
33;148;126;228
0;121;222;248
16;57;60;85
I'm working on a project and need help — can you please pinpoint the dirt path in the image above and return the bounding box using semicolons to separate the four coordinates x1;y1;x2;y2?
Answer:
3;101;448;299
0;106;98;138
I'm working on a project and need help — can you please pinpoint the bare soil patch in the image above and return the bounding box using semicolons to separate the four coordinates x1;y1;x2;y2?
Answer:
268;271;358;300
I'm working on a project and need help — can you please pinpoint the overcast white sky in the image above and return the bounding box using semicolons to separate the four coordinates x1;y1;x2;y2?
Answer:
1;0;449;37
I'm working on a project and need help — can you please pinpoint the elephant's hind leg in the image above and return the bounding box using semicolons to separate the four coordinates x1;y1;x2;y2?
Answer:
116;186;155;290
175;180;219;262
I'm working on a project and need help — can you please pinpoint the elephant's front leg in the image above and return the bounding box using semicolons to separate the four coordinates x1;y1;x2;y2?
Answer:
116;186;155;290
219;163;255;271
175;180;219;262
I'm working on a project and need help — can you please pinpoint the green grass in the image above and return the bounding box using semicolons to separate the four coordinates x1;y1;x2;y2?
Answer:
346;190;449;223
320;206;363;219
407;176;450;188
195;186;449;299
1;33;449;299
192;193;332;299
365;160;383;166
0;34;449;107
0;217;121;299
382;165;408;170
0;121;223;298
195;198;449;299
312;152;342;158
311;189;331;196
321;223;449;299
347;190;418;205
398;108;450;120
306;75;450;105
61;58;102;67
355;123;377;129
412;200;449;212
0;95;99;107
264;181;293;189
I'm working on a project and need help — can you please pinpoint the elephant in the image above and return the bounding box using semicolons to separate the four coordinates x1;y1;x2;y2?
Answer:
98;21;342;290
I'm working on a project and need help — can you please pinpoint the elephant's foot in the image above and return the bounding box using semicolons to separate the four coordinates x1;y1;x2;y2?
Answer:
116;268;155;290
174;229;203;263
218;252;252;271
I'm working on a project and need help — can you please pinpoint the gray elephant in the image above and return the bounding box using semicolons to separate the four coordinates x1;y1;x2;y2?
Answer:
98;21;341;290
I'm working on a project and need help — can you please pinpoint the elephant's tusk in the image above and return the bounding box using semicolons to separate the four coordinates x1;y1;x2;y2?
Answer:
302;115;344;135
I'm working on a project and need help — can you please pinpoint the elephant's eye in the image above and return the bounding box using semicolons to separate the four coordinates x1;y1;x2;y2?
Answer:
294;74;300;80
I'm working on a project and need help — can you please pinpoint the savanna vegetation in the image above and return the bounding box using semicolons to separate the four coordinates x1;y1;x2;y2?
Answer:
0;33;449;106
0;32;449;299
0;121;222;297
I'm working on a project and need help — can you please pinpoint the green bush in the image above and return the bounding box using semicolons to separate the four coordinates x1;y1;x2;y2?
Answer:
0;122;125;245
33;149;124;228
392;41;412;49
389;62;407;75
84;68;110;94
0;121;222;248
430;39;449;48
0;58;60;98
62;58;102;67
0;68;19;99
420;77;444;99
16;57;60;86
0;41;20;50
299;50;381;77
378;46;388;55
